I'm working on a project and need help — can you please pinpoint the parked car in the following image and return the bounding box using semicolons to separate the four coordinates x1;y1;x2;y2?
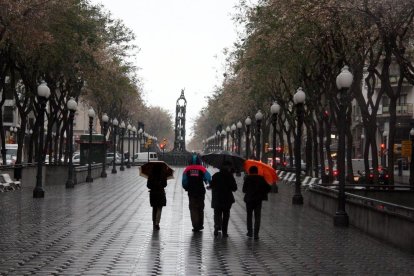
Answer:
0;154;15;165
72;152;81;164
357;168;389;186
106;152;121;165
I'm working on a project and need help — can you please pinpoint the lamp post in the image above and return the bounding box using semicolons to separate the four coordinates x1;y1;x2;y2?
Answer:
221;130;226;150
86;107;95;183
334;66;353;226
215;130;219;151
382;130;388;168
237;121;242;155
101;113;109;177
255;110;263;161
119;121;126;171
138;128;143;153
132;126;136;166
225;126;230;151
271;102;281;170
245;116;251;159
127;123;132;168
33;81;51;198
111;118;119;174
292;87;306;205
360;134;365;158
66;97;77;188
231;124;236;152
409;128;414;190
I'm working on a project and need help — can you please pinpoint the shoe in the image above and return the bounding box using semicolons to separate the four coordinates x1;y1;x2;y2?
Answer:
254;235;259;240
192;228;200;232
222;233;228;238
154;225;160;230
246;232;252;237
214;229;219;236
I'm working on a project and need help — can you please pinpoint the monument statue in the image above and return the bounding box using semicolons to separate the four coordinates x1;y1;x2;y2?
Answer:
160;89;191;166
173;89;187;152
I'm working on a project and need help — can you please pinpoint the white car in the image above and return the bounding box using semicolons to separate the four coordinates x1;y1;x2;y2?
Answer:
72;153;81;164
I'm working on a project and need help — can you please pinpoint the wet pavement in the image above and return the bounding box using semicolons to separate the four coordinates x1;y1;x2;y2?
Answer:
0;167;412;275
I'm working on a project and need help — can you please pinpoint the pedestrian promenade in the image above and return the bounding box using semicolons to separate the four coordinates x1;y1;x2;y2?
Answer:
0;167;412;275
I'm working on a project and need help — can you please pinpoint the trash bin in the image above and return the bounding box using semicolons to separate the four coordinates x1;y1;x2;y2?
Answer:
14;165;22;180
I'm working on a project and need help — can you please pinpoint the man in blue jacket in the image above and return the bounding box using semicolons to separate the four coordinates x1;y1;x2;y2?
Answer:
182;154;211;232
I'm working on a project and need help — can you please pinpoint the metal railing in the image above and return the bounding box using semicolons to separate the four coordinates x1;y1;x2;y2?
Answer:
310;184;414;220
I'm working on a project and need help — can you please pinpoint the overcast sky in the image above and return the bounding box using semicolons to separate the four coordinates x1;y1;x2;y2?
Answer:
91;0;241;139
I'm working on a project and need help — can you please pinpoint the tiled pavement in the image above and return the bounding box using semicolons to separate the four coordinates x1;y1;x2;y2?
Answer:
0;167;412;275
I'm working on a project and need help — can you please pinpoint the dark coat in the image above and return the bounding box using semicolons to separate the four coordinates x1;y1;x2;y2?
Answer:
210;170;237;210
243;174;271;204
147;175;167;207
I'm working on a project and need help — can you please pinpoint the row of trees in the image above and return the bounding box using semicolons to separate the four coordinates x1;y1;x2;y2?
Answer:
190;0;414;184
0;0;173;165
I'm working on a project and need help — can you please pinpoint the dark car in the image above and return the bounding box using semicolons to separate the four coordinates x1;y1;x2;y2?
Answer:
357;168;389;186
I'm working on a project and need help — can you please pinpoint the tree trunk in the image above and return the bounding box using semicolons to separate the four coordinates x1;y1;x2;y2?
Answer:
318;118;326;181
312;121;319;178
305;124;312;176
325;118;334;182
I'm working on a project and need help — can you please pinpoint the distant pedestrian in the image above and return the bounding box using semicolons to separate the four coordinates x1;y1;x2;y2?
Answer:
182;154;212;232
243;165;271;239
147;165;167;230
210;161;237;237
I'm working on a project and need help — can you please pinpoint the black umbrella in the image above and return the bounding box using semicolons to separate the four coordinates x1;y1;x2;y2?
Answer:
201;150;245;171
139;161;174;180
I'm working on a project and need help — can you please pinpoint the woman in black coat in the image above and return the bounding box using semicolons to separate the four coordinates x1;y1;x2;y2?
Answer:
210;162;237;237
147;165;167;230
243;165;271;239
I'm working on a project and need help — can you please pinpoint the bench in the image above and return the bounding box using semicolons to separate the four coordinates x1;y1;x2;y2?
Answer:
0;174;21;190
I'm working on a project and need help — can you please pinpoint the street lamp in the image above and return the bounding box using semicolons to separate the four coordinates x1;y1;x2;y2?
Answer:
86;107;95;183
33;81;51;198
119;121;126;171
271;102;281;170
409;128;414;190
360;133;365;158
111;118;118;174
226;126;231;151
382;130;388;168
231;124;236;152
334;65;353;226
221;129;226;150
127;123;132;168
138;128;143;153
255;110;263;161
237;121;242;156
245;116;252;159
101;113;109;177
292;87;306;205
132;126;136;166
66;97;77;188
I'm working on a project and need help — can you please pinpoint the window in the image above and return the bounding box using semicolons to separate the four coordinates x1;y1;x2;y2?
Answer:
398;94;407;105
3;106;13;123
381;95;389;106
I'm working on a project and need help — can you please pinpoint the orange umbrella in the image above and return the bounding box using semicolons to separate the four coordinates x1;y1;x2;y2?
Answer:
243;159;278;185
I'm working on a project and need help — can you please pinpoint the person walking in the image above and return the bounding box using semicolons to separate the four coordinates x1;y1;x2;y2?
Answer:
182;154;212;232
210;162;237;237
243;165;271;239
147;164;168;230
